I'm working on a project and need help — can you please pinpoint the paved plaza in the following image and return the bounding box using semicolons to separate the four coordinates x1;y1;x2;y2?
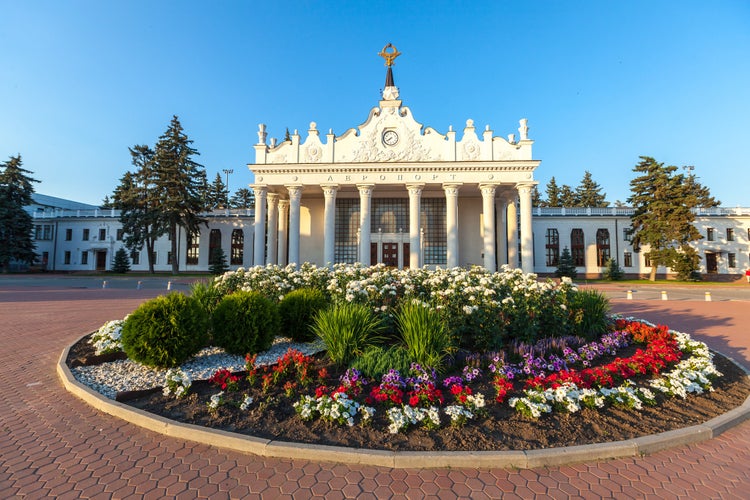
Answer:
1;275;749;498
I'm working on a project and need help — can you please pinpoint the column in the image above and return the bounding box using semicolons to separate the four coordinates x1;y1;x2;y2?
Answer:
322;185;338;267
357;184;374;266
266;193;279;265
506;195;518;269
407;184;424;269
518;183;534;273
286;185;302;267
277;199;289;265
480;184;497;272
496;193;509;268
443;183;461;268
252;185;267;266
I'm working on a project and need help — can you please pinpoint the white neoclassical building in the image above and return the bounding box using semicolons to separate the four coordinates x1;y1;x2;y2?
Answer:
250;44;539;272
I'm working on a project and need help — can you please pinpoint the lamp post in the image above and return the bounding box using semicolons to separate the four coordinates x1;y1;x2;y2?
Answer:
222;168;233;208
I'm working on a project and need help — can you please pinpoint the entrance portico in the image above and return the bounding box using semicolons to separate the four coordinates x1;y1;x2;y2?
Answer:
249;45;539;272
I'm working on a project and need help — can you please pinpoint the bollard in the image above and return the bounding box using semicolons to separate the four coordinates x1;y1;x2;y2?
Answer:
137;281;142;290
102;280;108;289
661;290;668;301
705;291;712;302
626;290;633;300
167;281;172;291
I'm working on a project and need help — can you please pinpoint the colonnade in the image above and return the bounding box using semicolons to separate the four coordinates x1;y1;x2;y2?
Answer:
251;182;535;272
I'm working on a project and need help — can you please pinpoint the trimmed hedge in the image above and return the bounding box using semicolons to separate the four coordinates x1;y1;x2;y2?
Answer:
212;291;280;356
278;288;329;342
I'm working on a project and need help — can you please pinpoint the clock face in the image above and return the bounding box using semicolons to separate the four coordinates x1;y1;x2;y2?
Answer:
382;130;399;146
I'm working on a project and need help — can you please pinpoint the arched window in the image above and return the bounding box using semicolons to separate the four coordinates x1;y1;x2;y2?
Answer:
545;228;559;266
571;228;585;267
596;228;610;266
231;229;244;265
186;231;200;265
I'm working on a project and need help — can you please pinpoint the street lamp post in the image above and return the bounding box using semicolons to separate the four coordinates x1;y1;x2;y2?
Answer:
222;168;233;208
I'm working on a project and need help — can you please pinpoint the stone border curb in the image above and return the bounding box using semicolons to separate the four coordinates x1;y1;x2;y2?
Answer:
57;336;750;469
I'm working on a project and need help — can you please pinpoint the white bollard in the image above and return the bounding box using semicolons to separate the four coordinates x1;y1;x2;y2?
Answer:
705;291;712;302
102;280;108;289
137;281;142;290
626;290;633;300
661;290;668;301
167;281;172;291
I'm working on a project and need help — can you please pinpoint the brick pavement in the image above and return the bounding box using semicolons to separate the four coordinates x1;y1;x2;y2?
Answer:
1;282;749;498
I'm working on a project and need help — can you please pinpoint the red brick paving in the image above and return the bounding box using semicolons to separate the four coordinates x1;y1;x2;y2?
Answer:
1;282;749;498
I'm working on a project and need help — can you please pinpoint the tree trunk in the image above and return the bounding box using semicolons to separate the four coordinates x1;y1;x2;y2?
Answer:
170;223;179;275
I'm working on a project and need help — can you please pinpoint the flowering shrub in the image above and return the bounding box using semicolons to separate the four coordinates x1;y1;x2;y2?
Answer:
90;319;125;355
163;368;192;398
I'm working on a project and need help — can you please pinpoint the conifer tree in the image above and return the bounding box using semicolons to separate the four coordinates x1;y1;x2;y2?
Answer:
575;171;609;207
230;187;255;209
627;156;719;281
205;173;228;210
559;184;577;207
208;246;229;275
555;247;577;279
531;185;542;207
152;116;207;274
0;155;38;272
111;247;131;273
545;177;561;207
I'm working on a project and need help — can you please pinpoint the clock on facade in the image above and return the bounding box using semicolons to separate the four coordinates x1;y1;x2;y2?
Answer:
382;130;399;146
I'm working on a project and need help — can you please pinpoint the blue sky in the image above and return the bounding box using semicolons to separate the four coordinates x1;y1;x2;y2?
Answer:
2;1;749;207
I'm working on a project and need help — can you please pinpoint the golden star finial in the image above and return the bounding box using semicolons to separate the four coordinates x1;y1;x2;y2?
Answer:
378;43;401;67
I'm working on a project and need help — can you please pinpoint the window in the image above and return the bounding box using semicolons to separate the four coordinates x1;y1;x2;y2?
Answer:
65;228;72;241
707;228;714;241
231;229;244;265
186;231;200;265
335;198;360;264
64;251;71;265
571;229;585;267
728;253;736;268
209;229;222;263
747;228;750;241
151;251;157;264
727;228;734;242
81;251;88;265
623;227;633;243
116;229;124;241
167;252;173;265
82;228;89;241
624;251;633;267
596;229;611;266
421;198;446;265
34;225;53;240
99;228;106;241
131;250;140;265
545;228;559;266
645;253;652;267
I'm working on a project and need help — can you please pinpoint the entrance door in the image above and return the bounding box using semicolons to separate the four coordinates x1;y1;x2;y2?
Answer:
382;243;399;267
706;253;718;273
96;251;107;271
402;243;410;269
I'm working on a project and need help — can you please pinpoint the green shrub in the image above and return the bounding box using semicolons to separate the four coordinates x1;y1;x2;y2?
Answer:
569;288;611;341
121;293;209;368
208;247;230;275
278;288;330;342
350;345;413;380
190;279;224;316
396;300;456;372
212;291;280;355
111;248;131;273
312;303;385;368
603;258;624;281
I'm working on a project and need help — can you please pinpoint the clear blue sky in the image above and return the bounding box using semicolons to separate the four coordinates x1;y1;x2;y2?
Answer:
2;1;749;207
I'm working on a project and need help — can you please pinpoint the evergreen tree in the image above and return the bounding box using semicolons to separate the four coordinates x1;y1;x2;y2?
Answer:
111;247;131;273
152;116;207;274
208;246;229;275
575;171;609;207
101;195;114;208
0;155;38;272
554;247;577;279
112;146;164;273
627;156;719;281
559;184;577;207
205;173;228;210
602;258;624;280
545;177;561;207
230;187;255;209
531;185;542;207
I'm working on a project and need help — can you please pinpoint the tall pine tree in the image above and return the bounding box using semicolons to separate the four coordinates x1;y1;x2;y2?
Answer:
205;173;228;210
152;116;207;274
0;155;38;272
559;184;577;207
230;187;255;209
544;177;561;207
575;171;609;207
627;156;719;281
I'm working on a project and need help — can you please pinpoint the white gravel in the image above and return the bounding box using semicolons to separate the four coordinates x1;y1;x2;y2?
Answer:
71;338;326;399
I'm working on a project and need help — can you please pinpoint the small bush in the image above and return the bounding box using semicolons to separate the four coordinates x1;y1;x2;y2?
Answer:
190;279;224;316
278;288;330;342
569;289;611;341
312;303;385;368
603;258;624;281
555;247;578;279
111;248;131;273
350;345;414;380
209;247;230;275
212;291;280;356
121;293;209;368
396;300;456;372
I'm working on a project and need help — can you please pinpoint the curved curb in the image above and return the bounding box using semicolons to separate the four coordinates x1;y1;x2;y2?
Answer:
58;335;750;469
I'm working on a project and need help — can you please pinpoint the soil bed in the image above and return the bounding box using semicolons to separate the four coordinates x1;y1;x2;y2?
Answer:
67;336;750;452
